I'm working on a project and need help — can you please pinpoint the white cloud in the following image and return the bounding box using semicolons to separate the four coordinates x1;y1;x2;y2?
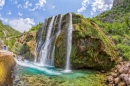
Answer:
0;0;5;9
77;0;90;13
18;12;22;16
0;15;8;23
7;11;12;15
17;4;22;8
91;0;113;15
8;18;35;32
30;0;46;11
24;1;32;9
52;6;55;9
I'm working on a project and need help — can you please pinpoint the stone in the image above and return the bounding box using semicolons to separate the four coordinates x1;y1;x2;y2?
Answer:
108;84;114;86
110;72;117;78
119;67;124;74
118;82;126;86
125;62;130;68
123;74;129;83
120;74;127;80
122;67;129;74
114;77;120;84
127;77;130;85
107;75;114;83
128;70;130;74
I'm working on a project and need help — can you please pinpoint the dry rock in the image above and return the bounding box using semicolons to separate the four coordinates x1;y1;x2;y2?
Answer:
110;72;117;78
114;77;120;84
118;82;126;86
122;67;129;74
107;75;113;83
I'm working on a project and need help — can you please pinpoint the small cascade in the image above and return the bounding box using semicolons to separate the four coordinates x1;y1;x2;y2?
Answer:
40;16;55;66
64;13;73;72
50;15;63;66
34;19;48;63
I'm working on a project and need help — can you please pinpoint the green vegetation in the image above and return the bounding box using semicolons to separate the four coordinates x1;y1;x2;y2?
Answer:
0;20;21;51
13;23;42;59
16;71;106;86
29;23;42;32
55;13;117;71
90;3;130;60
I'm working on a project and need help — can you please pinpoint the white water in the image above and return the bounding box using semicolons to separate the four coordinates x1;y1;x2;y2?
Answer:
35;19;48;63
64;13;73;72
14;58;61;75
40;16;55;66
50;15;63;66
34;14;72;73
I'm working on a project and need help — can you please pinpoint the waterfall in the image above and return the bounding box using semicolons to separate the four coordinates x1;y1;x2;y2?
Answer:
35;13;73;72
35;15;63;67
35;19;48;63
50;15;63;66
40;16;55;66
64;13;73;72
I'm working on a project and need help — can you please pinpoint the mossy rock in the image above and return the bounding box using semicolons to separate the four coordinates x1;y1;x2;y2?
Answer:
55;13;118;71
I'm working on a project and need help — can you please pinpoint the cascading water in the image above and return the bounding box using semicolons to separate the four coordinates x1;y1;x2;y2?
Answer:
35;19;48;63
64;13;73;72
50;15;63;66
35;15;63;67
40;16;55;66
35;13;73;73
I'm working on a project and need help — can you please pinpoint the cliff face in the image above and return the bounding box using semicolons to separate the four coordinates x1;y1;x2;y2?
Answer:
113;0;123;7
0;55;16;86
113;0;130;8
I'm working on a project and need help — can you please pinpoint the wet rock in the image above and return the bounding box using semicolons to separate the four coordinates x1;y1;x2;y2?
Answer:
15;79;21;83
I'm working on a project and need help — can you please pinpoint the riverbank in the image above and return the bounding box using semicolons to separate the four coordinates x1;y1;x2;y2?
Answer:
0;53;16;86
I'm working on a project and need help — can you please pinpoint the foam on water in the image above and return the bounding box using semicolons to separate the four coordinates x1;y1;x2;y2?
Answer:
14;58;61;75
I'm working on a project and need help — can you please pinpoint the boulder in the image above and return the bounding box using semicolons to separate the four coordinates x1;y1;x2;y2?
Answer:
55;13;118;71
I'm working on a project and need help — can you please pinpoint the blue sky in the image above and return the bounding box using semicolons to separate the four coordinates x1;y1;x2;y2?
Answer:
0;0;114;32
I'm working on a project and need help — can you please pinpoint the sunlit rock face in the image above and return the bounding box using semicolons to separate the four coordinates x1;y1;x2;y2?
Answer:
35;13;118;71
0;55;16;86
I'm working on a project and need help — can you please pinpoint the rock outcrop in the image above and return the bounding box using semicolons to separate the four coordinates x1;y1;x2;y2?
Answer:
113;0;123;7
0;55;16;86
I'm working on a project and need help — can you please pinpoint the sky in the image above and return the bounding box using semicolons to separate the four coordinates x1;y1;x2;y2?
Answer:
0;0;114;32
